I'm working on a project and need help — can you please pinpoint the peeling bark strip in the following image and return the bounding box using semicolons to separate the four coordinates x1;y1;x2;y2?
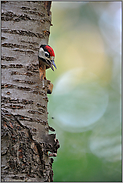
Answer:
1;1;60;182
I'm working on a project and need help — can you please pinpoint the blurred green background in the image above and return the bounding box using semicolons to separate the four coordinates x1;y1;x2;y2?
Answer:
47;2;121;182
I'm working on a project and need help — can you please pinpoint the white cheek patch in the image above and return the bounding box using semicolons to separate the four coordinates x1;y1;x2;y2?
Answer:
39;47;45;58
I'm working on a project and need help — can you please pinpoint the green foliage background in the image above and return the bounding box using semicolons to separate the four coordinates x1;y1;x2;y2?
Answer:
47;2;121;182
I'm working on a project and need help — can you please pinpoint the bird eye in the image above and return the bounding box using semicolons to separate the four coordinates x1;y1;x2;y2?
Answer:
45;51;50;58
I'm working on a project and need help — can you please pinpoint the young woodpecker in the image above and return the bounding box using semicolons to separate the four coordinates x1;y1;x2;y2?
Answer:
38;44;57;89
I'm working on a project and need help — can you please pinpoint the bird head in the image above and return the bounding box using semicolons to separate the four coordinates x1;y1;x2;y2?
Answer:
38;44;57;71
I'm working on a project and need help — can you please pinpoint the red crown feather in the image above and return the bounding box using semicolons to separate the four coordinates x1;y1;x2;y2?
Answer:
45;45;55;57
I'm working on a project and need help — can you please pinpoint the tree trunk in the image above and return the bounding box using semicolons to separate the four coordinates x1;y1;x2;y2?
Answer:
1;1;60;182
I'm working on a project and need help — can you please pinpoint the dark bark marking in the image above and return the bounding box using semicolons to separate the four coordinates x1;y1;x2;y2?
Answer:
22;10;45;17
1;56;16;61
11;71;33;77
32;90;46;96
1;1;8;3
20;40;39;45
2;104;25;110
1;36;7;40
43;96;49;102
28;110;43;115
44;1;52;16
21;6;30;10
15;115;33;122
42;30;50;36
13;49;35;54
9;64;23;68
21;99;33;105
1;83;31;91
49;126;55;132
15;114;48;125
27;64;39;72
1;11;38;22
17;86;31;91
37;108;45;113
3;63;40;74
1;64;23;69
13;79;36;85
1;65;7;69
6;91;11;95
2;43;38;51
2;29;45;38
1;84;14;89
1;96;33;105
2;83;47;96
36;103;46;109
2;43;28;49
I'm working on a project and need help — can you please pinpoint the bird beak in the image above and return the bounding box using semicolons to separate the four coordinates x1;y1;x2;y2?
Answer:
50;64;54;71
51;60;57;69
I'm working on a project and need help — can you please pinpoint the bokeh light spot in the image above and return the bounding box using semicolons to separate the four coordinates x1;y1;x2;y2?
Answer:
50;68;109;132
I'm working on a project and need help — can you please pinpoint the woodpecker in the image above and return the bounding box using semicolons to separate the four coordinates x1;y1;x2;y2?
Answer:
38;44;57;89
38;44;57;72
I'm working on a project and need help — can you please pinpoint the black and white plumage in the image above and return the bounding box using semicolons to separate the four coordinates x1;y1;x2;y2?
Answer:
38;44;57;89
38;44;57;71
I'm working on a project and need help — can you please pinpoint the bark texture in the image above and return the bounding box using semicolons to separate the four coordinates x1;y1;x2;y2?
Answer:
1;1;60;182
